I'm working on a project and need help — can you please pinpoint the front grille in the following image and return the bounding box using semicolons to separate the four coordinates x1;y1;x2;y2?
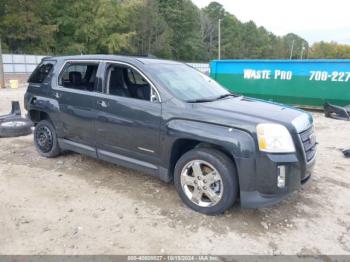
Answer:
299;126;317;162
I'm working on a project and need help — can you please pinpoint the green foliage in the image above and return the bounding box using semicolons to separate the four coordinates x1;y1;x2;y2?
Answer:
158;0;205;60
50;0;134;54
130;0;173;58
309;42;350;59
0;0;348;60
0;0;57;53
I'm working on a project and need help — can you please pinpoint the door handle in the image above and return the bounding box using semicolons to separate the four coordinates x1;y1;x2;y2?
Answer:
97;100;108;108
55;92;61;99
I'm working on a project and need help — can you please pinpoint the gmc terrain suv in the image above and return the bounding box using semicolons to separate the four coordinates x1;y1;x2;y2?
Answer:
25;55;316;214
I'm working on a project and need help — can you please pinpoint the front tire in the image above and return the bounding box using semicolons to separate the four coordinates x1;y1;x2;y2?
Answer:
34;120;61;158
174;147;238;215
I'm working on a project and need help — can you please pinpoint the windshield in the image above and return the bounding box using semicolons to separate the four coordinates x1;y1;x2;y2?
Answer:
148;64;230;102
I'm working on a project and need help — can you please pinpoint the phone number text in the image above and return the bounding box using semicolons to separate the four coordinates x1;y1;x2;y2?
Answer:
309;71;350;82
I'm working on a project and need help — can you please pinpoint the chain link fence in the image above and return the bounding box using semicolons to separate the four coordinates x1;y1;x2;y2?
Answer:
187;63;210;75
1;54;210;74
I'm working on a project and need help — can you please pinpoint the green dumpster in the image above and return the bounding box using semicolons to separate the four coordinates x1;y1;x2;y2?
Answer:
210;59;350;108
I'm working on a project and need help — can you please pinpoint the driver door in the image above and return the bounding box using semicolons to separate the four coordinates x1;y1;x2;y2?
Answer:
94;62;162;174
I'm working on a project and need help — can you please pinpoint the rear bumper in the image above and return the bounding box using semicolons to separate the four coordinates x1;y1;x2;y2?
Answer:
237;152;315;209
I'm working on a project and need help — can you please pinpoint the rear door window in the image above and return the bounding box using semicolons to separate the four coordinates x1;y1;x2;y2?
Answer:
28;61;56;84
58;63;99;91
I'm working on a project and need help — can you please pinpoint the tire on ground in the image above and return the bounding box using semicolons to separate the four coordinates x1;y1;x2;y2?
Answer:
0;101;22;122
174;147;238;215
0;117;33;138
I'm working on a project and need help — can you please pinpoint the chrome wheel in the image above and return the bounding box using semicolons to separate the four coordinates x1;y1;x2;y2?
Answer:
180;160;223;207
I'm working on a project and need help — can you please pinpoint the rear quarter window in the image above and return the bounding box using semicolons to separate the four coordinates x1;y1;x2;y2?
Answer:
28;61;56;84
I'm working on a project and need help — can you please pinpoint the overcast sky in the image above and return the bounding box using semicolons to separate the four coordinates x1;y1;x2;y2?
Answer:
192;0;350;45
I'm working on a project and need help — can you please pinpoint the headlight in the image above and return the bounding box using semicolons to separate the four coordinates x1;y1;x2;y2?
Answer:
256;123;295;153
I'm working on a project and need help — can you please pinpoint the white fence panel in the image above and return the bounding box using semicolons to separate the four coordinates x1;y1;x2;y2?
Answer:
13;55;25;63
1;54;45;73
2;54;210;75
2;54;13;63
25;55;37;64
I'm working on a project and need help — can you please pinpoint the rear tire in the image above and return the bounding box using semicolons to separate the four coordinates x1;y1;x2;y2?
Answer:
174;147;238;215
34;120;61;158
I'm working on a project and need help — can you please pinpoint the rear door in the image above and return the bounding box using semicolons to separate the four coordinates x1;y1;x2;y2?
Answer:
94;62;162;174
51;61;100;157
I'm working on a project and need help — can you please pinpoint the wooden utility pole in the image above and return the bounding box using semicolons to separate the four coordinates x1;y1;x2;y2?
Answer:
0;38;5;88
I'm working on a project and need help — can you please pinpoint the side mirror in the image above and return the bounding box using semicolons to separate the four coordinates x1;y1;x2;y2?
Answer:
151;94;159;103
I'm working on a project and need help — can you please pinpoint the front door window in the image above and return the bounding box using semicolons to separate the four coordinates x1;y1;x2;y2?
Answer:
106;65;159;102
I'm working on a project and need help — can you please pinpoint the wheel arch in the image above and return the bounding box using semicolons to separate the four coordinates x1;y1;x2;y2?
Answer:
165;120;256;186
168;139;238;180
28;110;51;124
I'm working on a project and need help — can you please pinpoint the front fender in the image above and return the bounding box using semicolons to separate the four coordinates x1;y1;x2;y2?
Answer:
161;119;257;189
165;119;256;158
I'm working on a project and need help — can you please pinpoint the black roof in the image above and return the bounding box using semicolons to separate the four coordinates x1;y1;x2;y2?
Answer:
43;54;182;65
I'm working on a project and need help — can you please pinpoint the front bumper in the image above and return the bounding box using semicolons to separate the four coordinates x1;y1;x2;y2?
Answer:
238;152;315;209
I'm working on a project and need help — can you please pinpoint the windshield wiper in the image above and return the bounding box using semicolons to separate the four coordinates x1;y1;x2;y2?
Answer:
186;98;216;103
215;93;239;100
186;93;240;103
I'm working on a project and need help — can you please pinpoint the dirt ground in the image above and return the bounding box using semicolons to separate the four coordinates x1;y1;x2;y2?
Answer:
0;87;349;255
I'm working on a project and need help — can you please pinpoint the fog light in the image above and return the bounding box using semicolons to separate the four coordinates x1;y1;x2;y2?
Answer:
277;166;286;188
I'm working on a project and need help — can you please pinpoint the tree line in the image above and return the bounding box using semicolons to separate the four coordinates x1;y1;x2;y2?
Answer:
0;0;349;61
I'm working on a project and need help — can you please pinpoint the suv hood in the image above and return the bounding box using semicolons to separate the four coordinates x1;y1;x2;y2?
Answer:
193;96;313;133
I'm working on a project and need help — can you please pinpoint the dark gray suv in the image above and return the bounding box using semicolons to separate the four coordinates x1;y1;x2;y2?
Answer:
24;55;316;214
